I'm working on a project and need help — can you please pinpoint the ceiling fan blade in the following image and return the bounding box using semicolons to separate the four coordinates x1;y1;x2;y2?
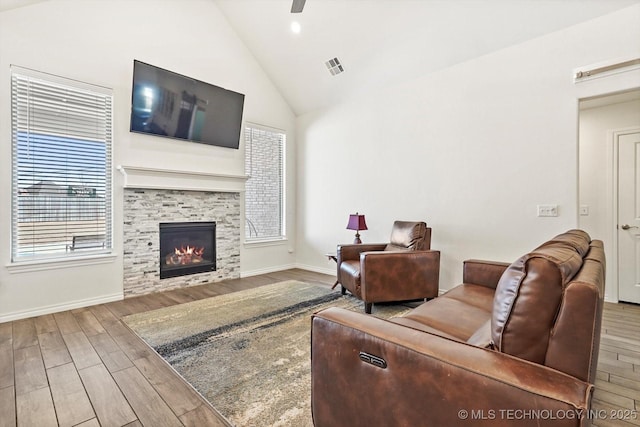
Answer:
291;0;306;13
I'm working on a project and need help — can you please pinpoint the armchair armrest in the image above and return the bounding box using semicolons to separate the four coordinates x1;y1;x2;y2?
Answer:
311;307;593;427
336;243;387;263
463;259;511;289
360;250;440;301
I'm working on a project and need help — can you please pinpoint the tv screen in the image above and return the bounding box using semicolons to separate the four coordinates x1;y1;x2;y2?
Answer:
130;60;245;149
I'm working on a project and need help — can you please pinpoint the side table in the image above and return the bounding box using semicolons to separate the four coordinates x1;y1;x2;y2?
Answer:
325;253;339;290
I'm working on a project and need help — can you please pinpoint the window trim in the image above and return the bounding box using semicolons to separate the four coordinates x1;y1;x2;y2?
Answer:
243;237;288;248
6;252;118;273
244;122;286;243
10;65;114;264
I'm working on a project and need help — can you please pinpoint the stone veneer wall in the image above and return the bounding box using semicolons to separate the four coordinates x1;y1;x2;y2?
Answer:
123;188;241;296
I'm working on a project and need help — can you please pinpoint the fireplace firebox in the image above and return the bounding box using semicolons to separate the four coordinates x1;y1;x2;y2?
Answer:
159;222;216;279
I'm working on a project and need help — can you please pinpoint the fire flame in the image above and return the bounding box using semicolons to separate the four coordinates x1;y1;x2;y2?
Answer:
166;245;205;265
174;245;204;257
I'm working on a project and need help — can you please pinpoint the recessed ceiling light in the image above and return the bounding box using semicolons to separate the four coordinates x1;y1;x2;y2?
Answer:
291;21;301;34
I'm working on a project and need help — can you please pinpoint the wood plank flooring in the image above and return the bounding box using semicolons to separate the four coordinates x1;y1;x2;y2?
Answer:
592;301;640;427
0;269;333;427
0;268;639;426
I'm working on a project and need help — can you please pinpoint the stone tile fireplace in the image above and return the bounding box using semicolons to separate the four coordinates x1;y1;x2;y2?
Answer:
120;166;245;297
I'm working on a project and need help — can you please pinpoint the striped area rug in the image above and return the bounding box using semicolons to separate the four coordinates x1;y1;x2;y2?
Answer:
123;280;411;427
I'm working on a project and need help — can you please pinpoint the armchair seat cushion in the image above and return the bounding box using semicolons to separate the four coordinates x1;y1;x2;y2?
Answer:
339;260;361;296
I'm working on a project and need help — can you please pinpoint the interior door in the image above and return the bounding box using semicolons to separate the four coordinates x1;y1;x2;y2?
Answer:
618;131;640;304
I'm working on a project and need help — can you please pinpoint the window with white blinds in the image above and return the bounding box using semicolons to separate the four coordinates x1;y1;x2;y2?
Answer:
11;67;113;261
244;124;285;241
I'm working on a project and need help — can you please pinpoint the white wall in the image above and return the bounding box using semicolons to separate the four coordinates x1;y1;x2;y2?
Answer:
579;98;640;301
0;0;297;321
295;4;640;291
1;2;639;321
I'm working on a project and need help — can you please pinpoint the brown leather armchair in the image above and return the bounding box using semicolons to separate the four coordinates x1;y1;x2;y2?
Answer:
336;221;440;313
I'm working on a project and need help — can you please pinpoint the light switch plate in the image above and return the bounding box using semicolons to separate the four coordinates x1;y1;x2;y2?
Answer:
537;204;558;217
579;205;589;216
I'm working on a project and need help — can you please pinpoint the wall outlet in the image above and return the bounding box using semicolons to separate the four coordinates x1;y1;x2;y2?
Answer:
537;204;558;217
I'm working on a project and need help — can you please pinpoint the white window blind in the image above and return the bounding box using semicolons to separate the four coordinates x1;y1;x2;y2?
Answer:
11;67;113;261
244;124;285;241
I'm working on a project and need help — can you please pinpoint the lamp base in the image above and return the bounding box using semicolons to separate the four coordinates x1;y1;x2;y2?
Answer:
354;232;362;244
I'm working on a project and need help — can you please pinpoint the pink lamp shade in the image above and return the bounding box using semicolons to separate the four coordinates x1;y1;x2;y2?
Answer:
346;213;367;244
346;213;368;231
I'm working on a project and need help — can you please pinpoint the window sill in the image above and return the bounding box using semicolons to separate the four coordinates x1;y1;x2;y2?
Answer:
244;238;288;248
7;252;118;274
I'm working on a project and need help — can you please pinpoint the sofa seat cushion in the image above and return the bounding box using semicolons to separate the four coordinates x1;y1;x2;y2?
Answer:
440;283;495;311
391;286;493;341
388;317;460;341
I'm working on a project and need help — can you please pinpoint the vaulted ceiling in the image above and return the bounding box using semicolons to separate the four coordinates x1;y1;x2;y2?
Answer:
214;0;640;115
2;0;639;115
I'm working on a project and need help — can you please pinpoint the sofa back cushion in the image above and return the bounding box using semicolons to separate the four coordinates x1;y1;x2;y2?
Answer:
491;230;591;365
535;228;591;257
544;241;605;382
384;221;430;251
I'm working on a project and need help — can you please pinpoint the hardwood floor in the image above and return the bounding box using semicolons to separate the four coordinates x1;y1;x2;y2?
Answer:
592;302;640;427
0;269;639;426
0;269;333;427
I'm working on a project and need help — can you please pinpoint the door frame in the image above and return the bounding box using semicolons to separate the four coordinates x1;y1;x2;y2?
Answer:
574;59;640;302
608;126;640;303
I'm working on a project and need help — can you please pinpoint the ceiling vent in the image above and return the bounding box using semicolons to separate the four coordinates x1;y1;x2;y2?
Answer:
325;57;345;76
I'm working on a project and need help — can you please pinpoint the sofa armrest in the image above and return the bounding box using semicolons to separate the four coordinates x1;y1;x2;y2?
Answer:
463;259;511;289
311;307;593;427
360;250;440;301
337;243;387;263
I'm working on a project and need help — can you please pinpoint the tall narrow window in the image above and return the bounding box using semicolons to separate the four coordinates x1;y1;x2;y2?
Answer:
11;67;113;261
244;124;285;241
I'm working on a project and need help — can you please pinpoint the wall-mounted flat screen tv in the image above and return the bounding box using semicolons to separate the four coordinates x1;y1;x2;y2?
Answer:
130;60;245;149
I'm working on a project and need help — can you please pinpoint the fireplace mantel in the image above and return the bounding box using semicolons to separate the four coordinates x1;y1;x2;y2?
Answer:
117;165;247;193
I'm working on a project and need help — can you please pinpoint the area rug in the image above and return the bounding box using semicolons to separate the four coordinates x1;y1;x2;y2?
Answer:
123;280;412;427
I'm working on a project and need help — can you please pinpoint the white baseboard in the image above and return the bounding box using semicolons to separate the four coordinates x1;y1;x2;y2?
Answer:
294;263;335;276
240;263;336;278
240;263;297;278
0;292;123;323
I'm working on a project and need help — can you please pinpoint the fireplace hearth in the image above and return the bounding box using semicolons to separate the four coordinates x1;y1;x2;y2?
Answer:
159;222;216;279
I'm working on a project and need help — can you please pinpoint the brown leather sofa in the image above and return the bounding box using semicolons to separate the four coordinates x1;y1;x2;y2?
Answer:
337;221;440;313
312;229;605;427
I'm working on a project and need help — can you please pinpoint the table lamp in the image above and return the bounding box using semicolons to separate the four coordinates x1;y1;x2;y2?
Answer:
346;212;368;244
